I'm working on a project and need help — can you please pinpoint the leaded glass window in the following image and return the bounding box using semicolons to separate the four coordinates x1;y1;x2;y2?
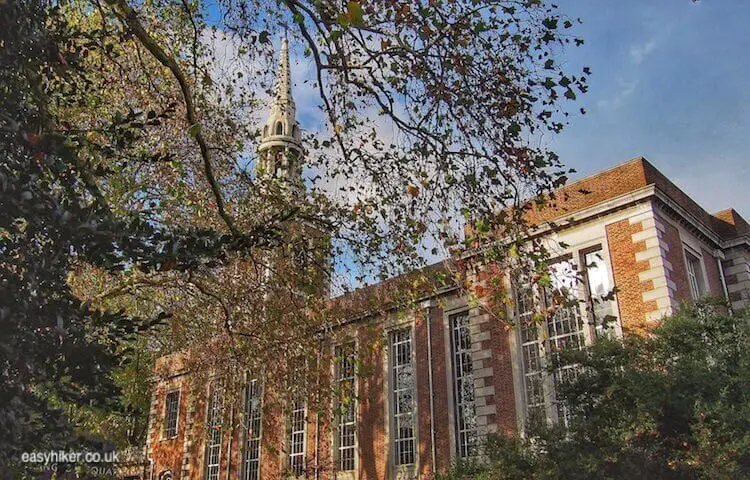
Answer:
242;379;262;480
583;249;618;333
389;328;415;466
163;390;179;438
516;260;586;428
450;311;478;457
204;383;223;480
288;399;306;476
335;342;357;472
685;249;706;300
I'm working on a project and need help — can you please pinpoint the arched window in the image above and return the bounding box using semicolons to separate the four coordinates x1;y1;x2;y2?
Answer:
263;125;267;137
292;125;298;137
158;470;173;480
275;122;283;135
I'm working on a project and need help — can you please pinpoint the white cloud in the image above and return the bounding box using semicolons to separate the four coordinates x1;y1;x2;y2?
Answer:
629;39;657;64
597;79;638;110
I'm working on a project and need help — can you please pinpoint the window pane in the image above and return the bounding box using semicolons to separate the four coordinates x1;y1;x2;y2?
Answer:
288;399;306;476
164;391;179;438
450;311;479;457
685;250;705;300
205;383;223;480
390;328;415;465
515;260;586;429
242;379;263;480
583;250;617;331
335;343;357;472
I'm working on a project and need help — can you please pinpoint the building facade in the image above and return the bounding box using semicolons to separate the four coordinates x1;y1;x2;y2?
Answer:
142;44;750;480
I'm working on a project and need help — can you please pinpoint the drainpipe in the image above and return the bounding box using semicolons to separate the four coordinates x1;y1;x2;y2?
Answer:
717;256;732;313
423;300;437;474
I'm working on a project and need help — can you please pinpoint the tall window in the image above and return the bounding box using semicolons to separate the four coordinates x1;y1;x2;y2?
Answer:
389;328;416;466
685;250;706;300
204;383;223;480
335;343;356;472
516;260;586;428
288;399;306;476
583;248;618;333
450;311;478;457
242;379;263;480
163;390;180;438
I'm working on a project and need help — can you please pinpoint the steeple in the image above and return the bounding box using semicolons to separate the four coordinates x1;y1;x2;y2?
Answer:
258;37;303;189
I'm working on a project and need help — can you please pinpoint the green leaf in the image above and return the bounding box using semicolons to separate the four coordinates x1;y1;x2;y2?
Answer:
258;31;270;44
188;123;201;138
347;1;364;26
330;29;343;41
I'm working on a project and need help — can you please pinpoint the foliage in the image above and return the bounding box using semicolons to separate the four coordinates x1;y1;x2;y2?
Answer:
1;0;589;470
439;302;750;479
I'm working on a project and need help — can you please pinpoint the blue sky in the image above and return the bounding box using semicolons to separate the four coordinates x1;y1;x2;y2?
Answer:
549;0;749;216
235;0;748;217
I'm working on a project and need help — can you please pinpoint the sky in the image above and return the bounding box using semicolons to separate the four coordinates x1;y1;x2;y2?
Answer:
271;0;749;216
547;0;749;216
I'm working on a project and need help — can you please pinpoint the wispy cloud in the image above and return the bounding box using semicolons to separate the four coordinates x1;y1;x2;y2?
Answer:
629;38;657;64
597;79;638;110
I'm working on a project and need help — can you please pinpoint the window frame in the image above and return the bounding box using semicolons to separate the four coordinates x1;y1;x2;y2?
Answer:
287;397;307;477
162;389;180;439
514;251;609;430
580;245;620;336
684;247;707;300
448;310;479;458
204;381;224;480
388;326;417;468
241;377;263;480
333;341;358;473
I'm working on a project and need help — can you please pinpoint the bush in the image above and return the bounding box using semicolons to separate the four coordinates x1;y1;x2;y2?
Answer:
440;302;750;479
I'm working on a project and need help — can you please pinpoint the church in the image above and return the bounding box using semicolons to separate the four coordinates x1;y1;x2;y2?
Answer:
141;40;750;480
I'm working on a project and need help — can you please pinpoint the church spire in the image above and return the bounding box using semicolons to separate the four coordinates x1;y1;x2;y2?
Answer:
273;36;295;118
258;37;303;188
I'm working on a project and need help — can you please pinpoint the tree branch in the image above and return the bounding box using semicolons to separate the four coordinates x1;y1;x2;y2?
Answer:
109;0;238;235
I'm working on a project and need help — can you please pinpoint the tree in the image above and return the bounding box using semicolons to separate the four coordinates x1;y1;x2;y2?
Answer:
1;0;588;470
438;301;750;480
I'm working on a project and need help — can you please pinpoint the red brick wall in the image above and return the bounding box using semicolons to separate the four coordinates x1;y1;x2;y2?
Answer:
428;304;452;475
414;308;434;477
149;380;188;477
605;218;655;332
182;385;203;480
357;323;386;480
525;158;651;225
486;315;517;436
260;384;283;480
662;221;691;303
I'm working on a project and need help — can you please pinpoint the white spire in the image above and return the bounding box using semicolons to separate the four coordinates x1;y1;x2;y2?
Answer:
260;37;300;147
273;36;295;118
258;36;302;186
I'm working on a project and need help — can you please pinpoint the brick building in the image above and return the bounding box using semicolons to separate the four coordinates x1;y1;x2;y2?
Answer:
141;43;750;480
